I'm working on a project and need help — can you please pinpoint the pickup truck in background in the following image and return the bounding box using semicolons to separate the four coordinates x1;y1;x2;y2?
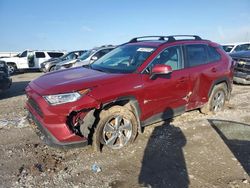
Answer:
0;50;64;74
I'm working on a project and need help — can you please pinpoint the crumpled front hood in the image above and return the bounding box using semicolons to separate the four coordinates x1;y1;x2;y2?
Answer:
30;67;121;95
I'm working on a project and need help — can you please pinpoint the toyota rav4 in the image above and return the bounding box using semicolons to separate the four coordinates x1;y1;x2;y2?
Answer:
25;35;234;150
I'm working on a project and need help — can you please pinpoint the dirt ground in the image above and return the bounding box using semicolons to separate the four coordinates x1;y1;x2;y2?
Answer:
0;72;249;188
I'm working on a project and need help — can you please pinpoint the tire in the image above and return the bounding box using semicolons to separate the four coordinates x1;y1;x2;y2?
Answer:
49;66;56;72
93;106;138;151
200;83;227;114
7;63;17;75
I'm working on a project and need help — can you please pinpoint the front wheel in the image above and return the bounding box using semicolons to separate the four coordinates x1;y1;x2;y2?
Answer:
200;83;227;114
7;63;17;75
93;106;138;151
49;65;56;72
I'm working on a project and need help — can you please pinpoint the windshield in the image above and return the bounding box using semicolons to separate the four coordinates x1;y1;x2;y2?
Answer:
91;45;156;73
79;50;95;61
222;45;234;53
61;52;77;61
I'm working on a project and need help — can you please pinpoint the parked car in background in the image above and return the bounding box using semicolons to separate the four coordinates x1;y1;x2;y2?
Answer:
0;50;65;74
222;42;250;53
230;50;250;84
0;60;12;92
26;35;233;150
40;50;86;72
54;46;115;71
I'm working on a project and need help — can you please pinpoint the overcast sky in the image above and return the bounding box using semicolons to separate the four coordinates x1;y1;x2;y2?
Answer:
0;0;250;52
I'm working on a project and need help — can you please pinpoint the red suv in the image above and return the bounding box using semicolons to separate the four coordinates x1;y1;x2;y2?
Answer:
26;35;234;150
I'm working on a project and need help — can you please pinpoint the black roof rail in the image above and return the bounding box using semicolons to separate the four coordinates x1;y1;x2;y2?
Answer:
128;35;202;43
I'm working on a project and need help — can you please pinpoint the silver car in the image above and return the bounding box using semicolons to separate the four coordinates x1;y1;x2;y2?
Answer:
55;46;115;71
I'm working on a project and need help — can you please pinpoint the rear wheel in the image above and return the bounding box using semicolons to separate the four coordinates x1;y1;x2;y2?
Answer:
93;106;138;151
200;83;227;114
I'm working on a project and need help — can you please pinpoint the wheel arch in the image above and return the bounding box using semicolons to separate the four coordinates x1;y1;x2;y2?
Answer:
102;96;143;133
6;62;17;74
6;61;17;66
49;65;56;71
208;77;231;101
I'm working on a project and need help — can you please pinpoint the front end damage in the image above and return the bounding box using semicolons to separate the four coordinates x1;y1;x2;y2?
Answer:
233;58;250;85
25;84;100;148
66;109;97;141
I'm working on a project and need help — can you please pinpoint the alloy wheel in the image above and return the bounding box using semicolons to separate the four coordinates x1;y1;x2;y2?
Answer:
102;115;132;149
212;90;225;112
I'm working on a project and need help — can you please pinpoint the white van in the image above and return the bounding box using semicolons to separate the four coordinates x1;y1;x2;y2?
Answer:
0;50;64;74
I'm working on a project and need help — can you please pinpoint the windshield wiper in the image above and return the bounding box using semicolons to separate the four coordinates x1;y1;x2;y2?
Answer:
92;67;107;73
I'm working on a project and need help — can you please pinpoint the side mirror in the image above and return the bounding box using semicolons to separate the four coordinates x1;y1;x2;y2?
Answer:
150;64;172;79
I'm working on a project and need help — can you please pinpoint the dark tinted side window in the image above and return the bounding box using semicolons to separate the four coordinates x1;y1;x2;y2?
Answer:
35;52;46;58
78;51;86;56
207;46;221;62
48;52;64;58
186;44;208;67
20;51;28;57
94;48;113;58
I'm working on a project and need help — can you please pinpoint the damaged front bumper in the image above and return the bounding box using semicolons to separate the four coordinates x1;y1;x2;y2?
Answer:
27;111;88;148
233;58;250;85
25;82;100;148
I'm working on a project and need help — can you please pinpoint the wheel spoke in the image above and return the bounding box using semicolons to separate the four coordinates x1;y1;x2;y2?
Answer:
119;133;127;146
114;116;122;128
103;123;115;133
106;134;118;146
119;119;132;131
217;93;222;101
212;90;225;112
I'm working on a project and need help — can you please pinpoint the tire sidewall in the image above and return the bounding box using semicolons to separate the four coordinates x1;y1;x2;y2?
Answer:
94;106;138;150
209;85;226;112
49;66;56;72
8;64;16;74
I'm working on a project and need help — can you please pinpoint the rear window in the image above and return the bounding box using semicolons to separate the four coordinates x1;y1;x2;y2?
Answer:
93;48;114;59
35;52;45;58
47;52;64;58
207;46;221;62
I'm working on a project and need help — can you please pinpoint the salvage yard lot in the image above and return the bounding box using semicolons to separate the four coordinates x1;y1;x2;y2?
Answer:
0;72;250;188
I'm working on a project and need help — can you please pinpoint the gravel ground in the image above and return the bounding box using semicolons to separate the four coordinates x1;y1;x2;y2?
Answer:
0;72;249;188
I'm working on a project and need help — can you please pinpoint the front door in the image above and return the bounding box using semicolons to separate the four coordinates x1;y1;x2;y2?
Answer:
140;45;190;124
18;50;29;69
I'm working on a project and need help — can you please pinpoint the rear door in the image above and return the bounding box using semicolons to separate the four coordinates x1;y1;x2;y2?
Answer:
33;52;46;68
184;44;222;110
141;45;190;123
